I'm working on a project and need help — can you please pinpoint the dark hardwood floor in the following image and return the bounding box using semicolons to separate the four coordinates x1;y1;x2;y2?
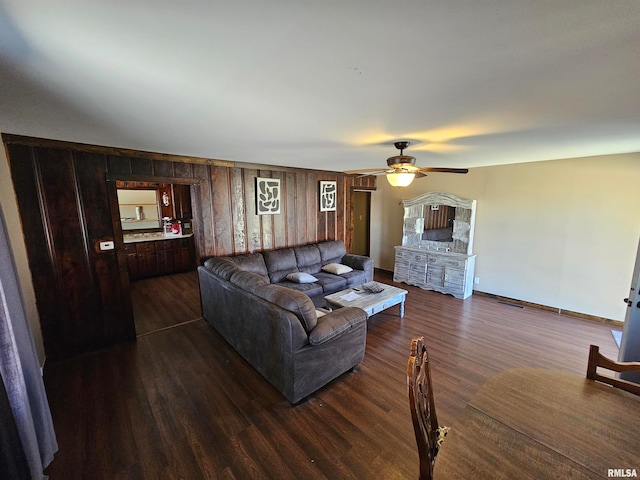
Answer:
131;271;202;336
43;270;622;479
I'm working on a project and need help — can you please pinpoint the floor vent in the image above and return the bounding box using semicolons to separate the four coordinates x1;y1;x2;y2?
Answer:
497;301;524;309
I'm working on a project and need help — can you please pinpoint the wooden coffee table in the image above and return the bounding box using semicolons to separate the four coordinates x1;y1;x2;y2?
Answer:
324;282;408;318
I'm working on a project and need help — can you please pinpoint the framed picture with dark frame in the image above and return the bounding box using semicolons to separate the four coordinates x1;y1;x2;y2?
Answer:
319;180;337;212
256;177;281;215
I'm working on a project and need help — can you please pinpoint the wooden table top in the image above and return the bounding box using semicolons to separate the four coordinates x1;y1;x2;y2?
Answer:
434;368;640;479
324;283;407;311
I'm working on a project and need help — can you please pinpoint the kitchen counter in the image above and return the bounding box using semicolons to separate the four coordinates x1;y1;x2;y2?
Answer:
123;232;194;244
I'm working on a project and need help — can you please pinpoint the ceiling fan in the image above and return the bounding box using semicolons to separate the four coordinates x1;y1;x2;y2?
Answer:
345;141;468;187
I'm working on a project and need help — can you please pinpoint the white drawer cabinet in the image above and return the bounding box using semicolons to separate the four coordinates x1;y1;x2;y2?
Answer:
394;246;476;299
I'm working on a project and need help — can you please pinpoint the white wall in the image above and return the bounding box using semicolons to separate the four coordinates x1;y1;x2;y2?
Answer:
0;147;46;363
371;153;640;322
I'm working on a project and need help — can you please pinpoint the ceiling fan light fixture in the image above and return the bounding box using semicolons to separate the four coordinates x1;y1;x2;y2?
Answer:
387;155;416;168
386;172;415;187
345;139;467;182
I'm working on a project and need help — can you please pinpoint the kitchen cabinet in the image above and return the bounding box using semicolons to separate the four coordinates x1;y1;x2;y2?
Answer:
173;184;192;220
125;236;195;280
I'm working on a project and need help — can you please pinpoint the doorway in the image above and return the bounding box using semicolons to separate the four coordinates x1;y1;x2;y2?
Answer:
352;191;371;256
108;178;202;337
619;237;640;383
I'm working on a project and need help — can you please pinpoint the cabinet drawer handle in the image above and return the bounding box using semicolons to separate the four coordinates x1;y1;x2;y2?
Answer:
429;258;436;263
453;262;459;266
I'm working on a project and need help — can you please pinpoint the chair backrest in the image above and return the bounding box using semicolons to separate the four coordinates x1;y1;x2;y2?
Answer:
586;344;640;396
407;336;448;480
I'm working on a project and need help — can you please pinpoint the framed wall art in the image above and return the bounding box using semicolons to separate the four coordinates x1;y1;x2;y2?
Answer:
256;177;281;215
319;181;337;212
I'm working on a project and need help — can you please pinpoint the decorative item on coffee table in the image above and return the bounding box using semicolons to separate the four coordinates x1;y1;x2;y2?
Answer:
361;282;384;293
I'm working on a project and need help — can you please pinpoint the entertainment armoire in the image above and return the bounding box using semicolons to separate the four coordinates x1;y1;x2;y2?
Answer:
393;192;477;299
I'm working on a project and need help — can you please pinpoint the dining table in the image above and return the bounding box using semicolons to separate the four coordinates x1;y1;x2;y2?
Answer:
433;367;640;479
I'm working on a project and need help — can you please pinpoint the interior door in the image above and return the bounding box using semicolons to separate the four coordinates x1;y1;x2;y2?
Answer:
619;237;640;383
352;191;371;256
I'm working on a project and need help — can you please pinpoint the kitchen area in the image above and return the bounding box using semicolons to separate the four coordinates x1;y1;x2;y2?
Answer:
117;181;196;281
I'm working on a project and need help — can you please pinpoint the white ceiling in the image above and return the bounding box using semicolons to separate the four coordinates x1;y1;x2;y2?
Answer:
1;1;639;173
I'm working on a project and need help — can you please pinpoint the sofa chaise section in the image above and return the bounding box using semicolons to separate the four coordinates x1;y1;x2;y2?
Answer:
198;254;368;404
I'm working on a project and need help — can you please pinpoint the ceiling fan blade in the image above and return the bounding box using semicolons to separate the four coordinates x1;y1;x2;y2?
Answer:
417;167;469;174
365;138;425;148
357;172;386;178
415;172;428;178
344;168;390;174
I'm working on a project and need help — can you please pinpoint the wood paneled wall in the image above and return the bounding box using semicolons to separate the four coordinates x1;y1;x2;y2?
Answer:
4;143;136;360
196;166;375;258
423;205;455;230
3;134;375;359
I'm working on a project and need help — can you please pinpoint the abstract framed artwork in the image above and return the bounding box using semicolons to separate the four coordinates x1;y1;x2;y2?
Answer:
319;181;337;212
256;177;281;215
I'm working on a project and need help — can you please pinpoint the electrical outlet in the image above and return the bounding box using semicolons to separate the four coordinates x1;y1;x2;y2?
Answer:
474;277;480;285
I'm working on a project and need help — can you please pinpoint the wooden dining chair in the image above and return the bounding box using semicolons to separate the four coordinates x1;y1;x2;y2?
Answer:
586;344;640;396
407;336;449;480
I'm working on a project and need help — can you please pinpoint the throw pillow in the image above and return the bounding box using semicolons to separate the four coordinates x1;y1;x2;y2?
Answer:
286;272;318;284
322;263;353;275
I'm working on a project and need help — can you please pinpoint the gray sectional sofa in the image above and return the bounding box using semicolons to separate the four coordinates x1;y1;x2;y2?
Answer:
198;240;373;404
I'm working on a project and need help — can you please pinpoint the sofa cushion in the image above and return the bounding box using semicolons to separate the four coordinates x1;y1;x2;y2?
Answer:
340;269;369;286
286;272;318;284
309;308;366;345
314;272;348;295
227;252;269;281
230;270;269;294
274;281;323;298
321;263;353;275
293;244;323;274
317;240;347;265
253;284;318;332
203;257;239;281
264;248;299;283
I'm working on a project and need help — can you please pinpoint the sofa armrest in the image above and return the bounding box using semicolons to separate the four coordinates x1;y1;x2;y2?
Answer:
308;307;367;345
342;254;374;282
342;254;372;271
